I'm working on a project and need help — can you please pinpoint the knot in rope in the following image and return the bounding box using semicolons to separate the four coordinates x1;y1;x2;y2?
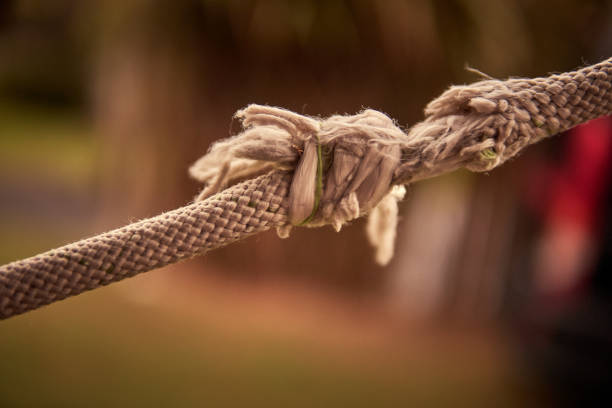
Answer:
189;58;612;265
1;58;610;319
190;104;407;265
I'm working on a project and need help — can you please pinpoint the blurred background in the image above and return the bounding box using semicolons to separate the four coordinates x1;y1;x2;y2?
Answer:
1;0;611;406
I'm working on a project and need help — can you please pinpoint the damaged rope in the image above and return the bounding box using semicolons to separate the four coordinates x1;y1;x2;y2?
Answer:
189;104;407;264
190;57;612;263
0;57;610;319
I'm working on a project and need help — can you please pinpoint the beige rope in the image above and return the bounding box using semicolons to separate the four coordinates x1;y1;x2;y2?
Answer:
191;57;611;263
1;58;610;319
0;172;291;319
396;57;612;182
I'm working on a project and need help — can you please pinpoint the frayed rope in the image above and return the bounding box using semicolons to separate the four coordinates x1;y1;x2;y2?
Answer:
190;105;407;265
0;58;608;319
189;58;612;265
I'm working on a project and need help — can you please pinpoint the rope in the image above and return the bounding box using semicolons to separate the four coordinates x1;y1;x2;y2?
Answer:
0;172;291;319
396;57;612;182
1;58;611;319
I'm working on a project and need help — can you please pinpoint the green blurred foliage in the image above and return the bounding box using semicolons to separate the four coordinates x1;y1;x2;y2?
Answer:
0;100;96;187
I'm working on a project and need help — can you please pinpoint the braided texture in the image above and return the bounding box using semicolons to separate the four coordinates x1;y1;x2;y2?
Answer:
0;172;290;319
1;58;611;319
396;57;612;183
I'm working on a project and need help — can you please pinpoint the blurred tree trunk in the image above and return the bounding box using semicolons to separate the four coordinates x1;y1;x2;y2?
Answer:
93;1;207;220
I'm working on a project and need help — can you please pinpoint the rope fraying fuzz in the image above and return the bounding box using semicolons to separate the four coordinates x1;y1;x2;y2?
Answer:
397;57;612;183
190;104;408;265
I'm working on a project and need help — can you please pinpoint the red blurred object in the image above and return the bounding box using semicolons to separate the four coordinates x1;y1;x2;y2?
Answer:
547;116;612;231
529;116;612;296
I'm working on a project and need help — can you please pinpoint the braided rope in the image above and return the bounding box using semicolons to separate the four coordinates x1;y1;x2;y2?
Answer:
395;57;612;183
0;172;291;318
1;58;611;319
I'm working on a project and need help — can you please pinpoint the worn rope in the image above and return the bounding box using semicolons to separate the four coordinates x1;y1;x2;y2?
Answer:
396;57;612;182
191;57;612;262
1;58;611;319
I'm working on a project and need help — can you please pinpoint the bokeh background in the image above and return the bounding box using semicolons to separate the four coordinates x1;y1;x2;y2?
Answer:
1;0;612;406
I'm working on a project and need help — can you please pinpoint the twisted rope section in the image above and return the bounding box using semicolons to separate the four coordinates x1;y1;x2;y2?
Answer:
0;172;290;319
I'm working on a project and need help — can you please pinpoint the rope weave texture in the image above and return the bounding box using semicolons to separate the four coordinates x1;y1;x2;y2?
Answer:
0;172;290;318
396;57;612;182
1;58;611;319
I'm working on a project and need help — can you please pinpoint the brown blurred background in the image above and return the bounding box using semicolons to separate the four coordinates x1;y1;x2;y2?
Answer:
1;0;611;406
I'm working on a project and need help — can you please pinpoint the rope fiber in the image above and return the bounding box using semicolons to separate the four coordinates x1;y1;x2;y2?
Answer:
1;58;611;319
